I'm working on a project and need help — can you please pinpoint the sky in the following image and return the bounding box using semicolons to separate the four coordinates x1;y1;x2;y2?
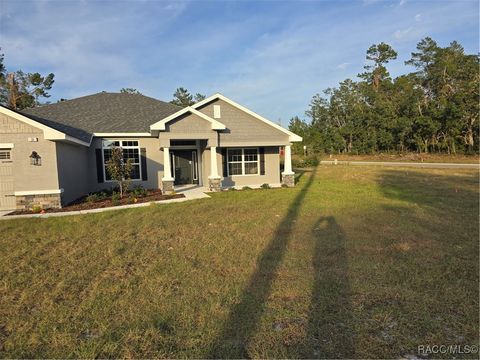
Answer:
0;0;478;127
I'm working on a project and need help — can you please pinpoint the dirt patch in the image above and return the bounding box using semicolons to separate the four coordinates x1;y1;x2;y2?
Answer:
8;190;184;215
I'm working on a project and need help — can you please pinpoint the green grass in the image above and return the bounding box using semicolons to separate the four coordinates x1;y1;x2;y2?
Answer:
0;166;478;359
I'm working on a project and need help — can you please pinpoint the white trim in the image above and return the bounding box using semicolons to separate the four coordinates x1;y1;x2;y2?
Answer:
102;139;143;182
226;147;260;177
0;143;14;148
0;106;90;147
64;135;90;146
192;93;303;142
150;107;226;131
14;189;64;196
93;132;152;137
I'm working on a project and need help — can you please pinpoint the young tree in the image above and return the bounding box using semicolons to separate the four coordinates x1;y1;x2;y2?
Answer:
105;146;133;199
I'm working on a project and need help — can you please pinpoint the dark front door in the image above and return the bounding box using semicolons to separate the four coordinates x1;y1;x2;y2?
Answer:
171;150;199;185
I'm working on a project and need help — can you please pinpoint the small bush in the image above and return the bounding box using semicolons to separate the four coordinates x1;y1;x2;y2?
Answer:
111;192;121;204
86;193;100;203
31;205;42;213
242;186;252;191
281;183;289;188
228;187;237;191
292;155;319;168
131;185;148;198
86;191;109;203
260;183;271;189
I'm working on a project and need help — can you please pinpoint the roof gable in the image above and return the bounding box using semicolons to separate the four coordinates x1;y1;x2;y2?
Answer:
150;106;226;131
192;93;302;142
0;105;89;146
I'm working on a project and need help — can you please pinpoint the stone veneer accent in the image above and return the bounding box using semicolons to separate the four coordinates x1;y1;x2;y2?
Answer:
281;173;295;187
208;178;222;192
162;180;174;194
16;193;62;210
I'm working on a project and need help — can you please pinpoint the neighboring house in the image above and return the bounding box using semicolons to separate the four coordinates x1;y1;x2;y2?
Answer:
0;92;302;210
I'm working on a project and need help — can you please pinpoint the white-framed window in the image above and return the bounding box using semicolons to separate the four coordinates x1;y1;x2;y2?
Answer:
227;148;259;176
102;140;141;181
0;149;11;160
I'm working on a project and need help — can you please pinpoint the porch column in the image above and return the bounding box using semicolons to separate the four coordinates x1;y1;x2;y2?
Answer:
162;147;174;194
208;146;222;191
282;144;295;187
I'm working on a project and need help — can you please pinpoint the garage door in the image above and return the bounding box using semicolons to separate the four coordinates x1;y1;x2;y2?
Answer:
0;149;15;210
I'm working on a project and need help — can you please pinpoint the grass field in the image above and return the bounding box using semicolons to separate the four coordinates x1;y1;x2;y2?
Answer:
315;153;480;163
0;166;478;358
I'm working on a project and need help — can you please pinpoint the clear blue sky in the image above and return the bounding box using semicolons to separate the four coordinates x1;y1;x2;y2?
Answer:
1;0;478;126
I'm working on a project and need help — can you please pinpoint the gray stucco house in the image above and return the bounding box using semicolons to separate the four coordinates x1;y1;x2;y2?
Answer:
0;92;302;210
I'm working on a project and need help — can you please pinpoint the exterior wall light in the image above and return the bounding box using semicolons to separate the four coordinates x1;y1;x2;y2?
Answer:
30;151;42;166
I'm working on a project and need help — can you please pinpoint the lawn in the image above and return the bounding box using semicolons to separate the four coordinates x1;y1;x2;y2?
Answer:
0;166;478;359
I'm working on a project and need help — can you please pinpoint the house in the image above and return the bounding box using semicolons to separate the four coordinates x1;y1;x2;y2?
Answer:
0;92;302;211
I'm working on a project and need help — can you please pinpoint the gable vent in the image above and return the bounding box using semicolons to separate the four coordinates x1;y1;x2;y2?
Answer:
213;105;221;119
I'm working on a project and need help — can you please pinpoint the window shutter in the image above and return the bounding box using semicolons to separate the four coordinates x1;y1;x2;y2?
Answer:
95;149;104;183
221;148;228;177
259;147;265;175
140;148;148;181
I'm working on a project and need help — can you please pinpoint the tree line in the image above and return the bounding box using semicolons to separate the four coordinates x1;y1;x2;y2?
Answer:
289;37;479;154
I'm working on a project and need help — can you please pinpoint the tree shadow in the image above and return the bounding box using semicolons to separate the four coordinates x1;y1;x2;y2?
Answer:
294;168;311;184
209;167;317;358
305;216;354;359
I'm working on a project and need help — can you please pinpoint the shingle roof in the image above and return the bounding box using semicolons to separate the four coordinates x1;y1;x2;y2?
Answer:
21;92;182;143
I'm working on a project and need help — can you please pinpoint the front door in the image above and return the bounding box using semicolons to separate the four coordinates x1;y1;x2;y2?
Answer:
171;150;199;185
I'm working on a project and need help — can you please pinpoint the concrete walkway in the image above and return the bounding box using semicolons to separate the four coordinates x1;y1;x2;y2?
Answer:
0;186;211;220
319;160;479;169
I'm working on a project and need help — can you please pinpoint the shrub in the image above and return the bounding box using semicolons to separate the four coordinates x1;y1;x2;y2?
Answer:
281;183;289;188
292;155;319;168
111;192;121;204
260;183;271;189
131;185;147;198
242;186;252;191
86;191;108;203
86;193;100;203
228;187;237;191
31;205;42;213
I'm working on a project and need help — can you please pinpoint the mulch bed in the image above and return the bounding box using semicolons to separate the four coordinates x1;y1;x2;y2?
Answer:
8;190;185;215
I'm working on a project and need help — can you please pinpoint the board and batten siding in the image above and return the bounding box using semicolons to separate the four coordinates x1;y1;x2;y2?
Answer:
196;99;290;146
0;112;60;193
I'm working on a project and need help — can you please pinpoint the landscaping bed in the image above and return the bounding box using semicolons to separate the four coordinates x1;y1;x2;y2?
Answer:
8;189;184;215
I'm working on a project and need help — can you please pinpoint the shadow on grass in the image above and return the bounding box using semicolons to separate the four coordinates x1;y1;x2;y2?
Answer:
294;168;311;184
209;167;317;358
305;216;354;359
377;169;478;210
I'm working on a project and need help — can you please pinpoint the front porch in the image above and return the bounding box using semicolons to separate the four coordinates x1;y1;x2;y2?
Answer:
160;141;295;194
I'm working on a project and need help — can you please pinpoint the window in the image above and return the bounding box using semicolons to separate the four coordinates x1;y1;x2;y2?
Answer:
0;150;10;160
227;148;259;176
102;140;141;181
